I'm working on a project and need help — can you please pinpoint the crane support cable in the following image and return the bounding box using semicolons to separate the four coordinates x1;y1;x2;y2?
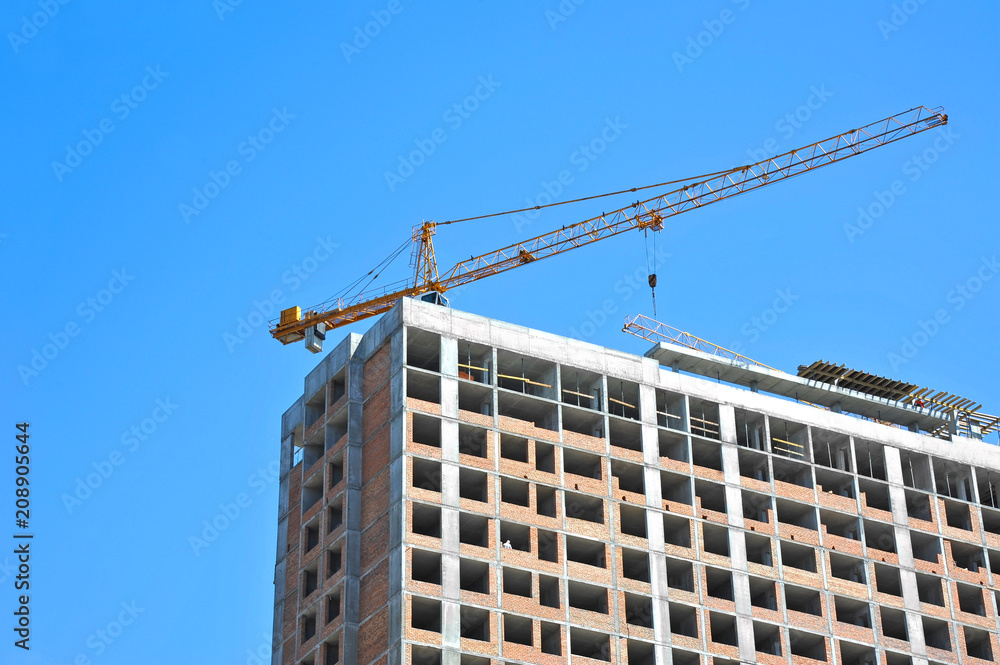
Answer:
433;107;945;290
323;237;410;304
271;105;947;343
435;166;742;226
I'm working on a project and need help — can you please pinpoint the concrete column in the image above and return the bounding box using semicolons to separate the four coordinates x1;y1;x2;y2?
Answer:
342;355;366;660
718;404;756;664
885;446;928;658
272;418;298;665
679;395;691;435
947;410;960;440
438;335;462;665
640;384;673;665
387;330;406;665
490;348;499;427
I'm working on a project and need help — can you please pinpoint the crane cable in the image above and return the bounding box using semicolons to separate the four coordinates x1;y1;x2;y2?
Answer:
350;238;411;297
649;227;658;316
641;228;658;317
436;164;746;226
322;237;411;306
335;163;747;305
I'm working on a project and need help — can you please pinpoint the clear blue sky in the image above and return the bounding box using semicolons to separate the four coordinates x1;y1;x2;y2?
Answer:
2;1;998;662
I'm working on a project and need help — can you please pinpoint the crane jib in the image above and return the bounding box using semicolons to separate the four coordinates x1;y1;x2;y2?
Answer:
271;106;947;350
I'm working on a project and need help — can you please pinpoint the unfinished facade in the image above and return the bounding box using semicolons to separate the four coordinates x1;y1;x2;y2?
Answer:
271;298;1000;665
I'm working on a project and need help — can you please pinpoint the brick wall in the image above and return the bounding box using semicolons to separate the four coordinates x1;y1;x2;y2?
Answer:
358;342;393;665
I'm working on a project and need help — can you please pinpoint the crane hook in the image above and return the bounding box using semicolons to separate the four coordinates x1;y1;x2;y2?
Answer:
648;274;657;316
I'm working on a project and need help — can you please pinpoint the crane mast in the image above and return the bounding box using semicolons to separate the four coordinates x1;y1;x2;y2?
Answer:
272;106;947;349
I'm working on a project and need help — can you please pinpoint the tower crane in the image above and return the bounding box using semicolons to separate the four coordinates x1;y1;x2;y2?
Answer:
271;106;947;352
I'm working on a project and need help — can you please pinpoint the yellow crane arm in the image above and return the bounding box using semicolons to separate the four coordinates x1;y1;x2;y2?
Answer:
272;105;947;347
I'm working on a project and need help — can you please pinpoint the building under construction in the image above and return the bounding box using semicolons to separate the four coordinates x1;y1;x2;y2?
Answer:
270;298;1000;665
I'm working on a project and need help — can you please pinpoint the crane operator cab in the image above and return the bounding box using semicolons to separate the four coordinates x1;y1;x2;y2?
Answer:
417;291;449;307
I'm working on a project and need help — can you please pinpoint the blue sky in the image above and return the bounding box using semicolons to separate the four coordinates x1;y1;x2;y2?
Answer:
2;1;998;662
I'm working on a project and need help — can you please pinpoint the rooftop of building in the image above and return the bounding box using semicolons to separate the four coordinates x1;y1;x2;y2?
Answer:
285;297;1000;472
